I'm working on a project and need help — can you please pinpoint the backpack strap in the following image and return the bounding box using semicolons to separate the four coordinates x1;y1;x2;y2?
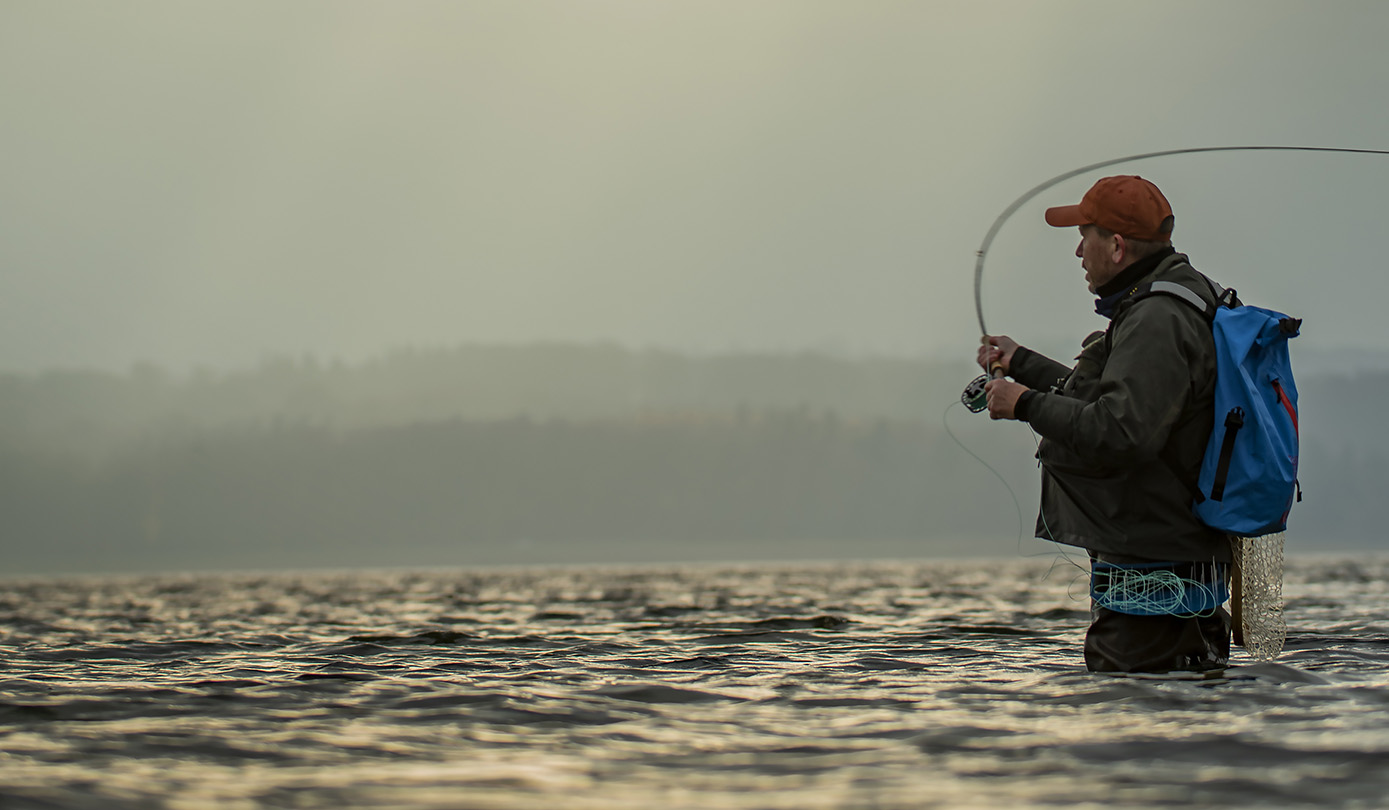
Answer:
1103;273;1222;355
1143;280;1214;319
1128;274;1235;321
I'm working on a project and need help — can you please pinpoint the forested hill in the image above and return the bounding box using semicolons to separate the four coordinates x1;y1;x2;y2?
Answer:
1;345;973;459
1;344;1378;574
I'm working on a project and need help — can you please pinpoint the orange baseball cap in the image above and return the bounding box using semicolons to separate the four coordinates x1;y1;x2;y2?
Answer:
1044;175;1174;242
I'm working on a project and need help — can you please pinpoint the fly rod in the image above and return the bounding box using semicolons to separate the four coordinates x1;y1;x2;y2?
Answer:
962;144;1389;414
973;145;1389;338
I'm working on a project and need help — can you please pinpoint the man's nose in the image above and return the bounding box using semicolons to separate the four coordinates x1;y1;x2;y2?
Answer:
1075;240;1084;258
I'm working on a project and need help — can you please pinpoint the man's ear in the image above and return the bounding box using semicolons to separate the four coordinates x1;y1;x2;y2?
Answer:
1110;234;1128;265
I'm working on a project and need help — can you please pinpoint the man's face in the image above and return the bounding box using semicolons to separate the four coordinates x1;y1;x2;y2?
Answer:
1076;225;1121;293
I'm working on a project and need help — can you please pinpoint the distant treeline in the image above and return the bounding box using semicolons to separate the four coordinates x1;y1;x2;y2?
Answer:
5;410;1038;573
0;344;1377;573
0;345;970;462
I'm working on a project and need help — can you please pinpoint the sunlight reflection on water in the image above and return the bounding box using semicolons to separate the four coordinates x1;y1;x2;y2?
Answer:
1;556;1387;808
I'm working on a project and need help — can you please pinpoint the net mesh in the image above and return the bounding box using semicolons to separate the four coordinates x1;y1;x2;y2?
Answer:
1232;533;1286;661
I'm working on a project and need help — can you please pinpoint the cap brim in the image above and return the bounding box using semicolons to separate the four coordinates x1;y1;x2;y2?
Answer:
1044;204;1087;228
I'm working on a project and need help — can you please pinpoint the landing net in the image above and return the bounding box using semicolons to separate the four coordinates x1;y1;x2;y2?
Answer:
1233;533;1286;661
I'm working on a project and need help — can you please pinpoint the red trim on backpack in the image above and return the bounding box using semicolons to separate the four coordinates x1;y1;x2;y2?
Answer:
1273;379;1298;436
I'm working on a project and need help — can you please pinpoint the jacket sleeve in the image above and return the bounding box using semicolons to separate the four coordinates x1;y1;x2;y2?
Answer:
1023;298;1209;466
1010;346;1072;392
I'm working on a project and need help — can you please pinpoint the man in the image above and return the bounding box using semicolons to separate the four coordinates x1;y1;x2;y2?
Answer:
978;175;1232;674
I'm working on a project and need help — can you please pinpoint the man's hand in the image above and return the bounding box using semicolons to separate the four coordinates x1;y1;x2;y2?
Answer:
984;378;1026;420
978;335;1020;376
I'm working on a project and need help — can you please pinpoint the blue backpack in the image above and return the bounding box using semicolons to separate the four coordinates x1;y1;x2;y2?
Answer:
1136;279;1301;537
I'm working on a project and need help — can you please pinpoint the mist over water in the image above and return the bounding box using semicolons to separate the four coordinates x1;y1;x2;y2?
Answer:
2;556;1386;808
1;345;1382;575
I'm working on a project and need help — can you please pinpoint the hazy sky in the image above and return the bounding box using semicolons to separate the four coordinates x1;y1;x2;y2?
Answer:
4;1;1388;372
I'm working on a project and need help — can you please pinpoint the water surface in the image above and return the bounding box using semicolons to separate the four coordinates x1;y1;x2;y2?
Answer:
2;556;1386;808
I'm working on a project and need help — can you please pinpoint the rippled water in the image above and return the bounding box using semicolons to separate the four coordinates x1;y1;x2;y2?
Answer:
2;555;1388;809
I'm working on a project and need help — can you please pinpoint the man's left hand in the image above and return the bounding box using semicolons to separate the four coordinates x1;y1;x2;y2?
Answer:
984;378;1026;420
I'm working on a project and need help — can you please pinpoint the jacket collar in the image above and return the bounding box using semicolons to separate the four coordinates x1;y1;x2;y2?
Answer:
1093;246;1178;318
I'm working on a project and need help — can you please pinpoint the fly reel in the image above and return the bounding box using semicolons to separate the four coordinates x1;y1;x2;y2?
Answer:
961;374;989;413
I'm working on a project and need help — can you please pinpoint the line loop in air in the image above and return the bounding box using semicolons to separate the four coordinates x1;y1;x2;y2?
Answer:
974;146;1389;336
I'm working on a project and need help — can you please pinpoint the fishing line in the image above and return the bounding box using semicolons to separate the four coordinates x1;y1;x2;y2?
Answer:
1091;562;1228;618
941;400;1026;549
973;145;1389;337
949;404;1224;608
943;400;1089;587
1025;420;1227;611
1019;423;1098;607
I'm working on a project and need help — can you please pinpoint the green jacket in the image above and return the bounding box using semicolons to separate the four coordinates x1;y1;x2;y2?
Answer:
1010;252;1231;563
